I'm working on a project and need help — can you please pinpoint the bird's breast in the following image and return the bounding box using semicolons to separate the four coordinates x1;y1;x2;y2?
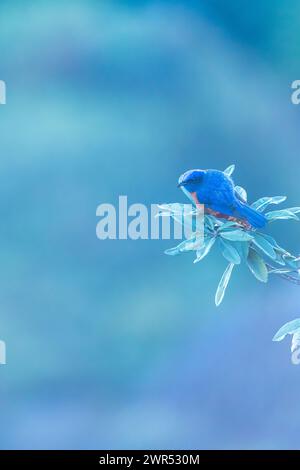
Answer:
190;191;201;206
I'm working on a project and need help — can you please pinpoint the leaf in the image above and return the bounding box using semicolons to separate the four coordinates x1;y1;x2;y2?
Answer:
273;319;300;342
218;221;242;231
215;263;235;306
251;196;287;212
157;203;185;213
291;331;300;353
157;203;197;216
220;230;254;242
265;209;299;221
252;233;277;260
218;238;241;264
194;237;216;263
204;215;216;232
258;233;287;252
268;268;294;274
282;254;300;270
260;233;295;266
273;253;288;266
247;249;268;282
235;185;247;202
164;234;202;256
224;164;235;177
157;203;204;234
235;241;250;260
164;247;181;256
254;233;288;264
285;207;300;214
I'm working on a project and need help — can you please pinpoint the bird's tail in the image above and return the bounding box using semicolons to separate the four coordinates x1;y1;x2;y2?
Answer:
235;201;267;229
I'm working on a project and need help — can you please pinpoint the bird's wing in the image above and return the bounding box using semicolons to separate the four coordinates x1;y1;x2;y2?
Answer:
203;187;235;207
198;187;237;217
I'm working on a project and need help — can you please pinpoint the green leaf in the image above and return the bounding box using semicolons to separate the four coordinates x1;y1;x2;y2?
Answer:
218;238;241;264
235;186;247;202
247;249;268;282
282;254;300;270
194;237;216;263
258;235;290;261
292;331;300;352
235;241;250;260
220;230;254;241
251;196;287;212
164;247;181;256
285;207;300;214
257;233;284;250
215;263;235;306
252;233;277;260
157;203;197;218
273;253;288;266
273;319;300;342
157;203;204;233
269;268;294;274
157;203;187;213
224;164;235;177
164;234;202;256
255;234;288;263
218;221;242;231
266;209;299;221
204;215;216;232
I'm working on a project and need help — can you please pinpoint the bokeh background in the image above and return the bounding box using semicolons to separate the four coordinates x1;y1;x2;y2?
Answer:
0;0;300;450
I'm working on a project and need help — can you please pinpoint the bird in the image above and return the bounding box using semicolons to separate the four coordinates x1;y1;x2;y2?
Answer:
177;169;267;229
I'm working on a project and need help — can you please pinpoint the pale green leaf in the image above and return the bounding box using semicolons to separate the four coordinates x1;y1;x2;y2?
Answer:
164;234;202;256
251;196;287;212
235;241;250;260
258;233;287;252
273;319;300;342
204;215;216;232
282;255;300;270
266;209;299;221
218;221;242;231
247;249;268;282
273;253;288;266
215;263;235;306
285;207;300;214
268;268;294;274
218;238;241;264
157;203;186;213
220;230;253;242
291;331;300;353
223;164;235;177
252;233;277;260
194;237;216;263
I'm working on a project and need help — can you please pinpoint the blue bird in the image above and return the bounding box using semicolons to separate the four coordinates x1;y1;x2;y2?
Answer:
178;169;267;229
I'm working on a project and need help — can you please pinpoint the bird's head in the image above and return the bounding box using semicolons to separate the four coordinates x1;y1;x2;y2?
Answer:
177;169;205;193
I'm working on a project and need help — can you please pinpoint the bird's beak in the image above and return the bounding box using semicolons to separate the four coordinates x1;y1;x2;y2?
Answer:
177;181;184;188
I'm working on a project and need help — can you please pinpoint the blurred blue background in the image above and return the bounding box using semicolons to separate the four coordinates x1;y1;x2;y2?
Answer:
0;0;300;450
